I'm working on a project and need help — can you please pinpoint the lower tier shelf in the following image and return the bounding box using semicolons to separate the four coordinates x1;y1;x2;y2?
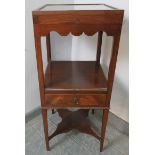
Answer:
48;109;100;145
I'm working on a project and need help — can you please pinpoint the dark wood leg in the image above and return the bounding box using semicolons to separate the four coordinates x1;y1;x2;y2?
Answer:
41;109;50;151
100;109;109;152
92;109;95;115
52;109;55;114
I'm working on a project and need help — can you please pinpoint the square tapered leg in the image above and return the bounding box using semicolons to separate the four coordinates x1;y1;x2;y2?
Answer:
100;109;109;152
41;109;50;151
92;109;95;114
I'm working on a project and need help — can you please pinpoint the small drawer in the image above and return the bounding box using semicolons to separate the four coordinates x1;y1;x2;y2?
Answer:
44;94;107;108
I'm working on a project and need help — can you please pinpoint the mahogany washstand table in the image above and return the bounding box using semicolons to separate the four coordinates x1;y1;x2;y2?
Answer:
32;4;124;152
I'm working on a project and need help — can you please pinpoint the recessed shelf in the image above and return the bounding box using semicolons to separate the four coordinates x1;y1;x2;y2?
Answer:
44;61;107;93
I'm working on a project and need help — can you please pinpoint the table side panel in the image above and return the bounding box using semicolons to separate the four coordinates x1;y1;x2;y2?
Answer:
32;10;124;36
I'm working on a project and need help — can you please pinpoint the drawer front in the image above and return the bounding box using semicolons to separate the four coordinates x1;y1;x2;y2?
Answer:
44;94;107;108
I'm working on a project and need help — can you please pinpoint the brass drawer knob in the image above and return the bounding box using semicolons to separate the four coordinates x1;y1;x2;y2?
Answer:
72;96;79;105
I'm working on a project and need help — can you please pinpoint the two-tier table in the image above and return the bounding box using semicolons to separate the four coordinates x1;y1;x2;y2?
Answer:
32;4;124;152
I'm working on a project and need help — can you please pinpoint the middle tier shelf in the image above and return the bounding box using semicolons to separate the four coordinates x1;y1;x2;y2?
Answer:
44;61;107;94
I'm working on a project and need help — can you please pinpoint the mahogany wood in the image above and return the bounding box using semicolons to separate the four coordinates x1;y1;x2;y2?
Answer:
107;35;121;106
100;109;109;152
32;10;123;36
33;30;45;106
44;61;107;93
37;4;118;11
46;34;55;113
96;31;103;65
41;109;50;151
46;33;51;63
48;109;100;144
32;4;124;152
44;94;108;108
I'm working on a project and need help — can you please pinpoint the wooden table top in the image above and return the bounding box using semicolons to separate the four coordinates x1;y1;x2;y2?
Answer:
36;4;118;11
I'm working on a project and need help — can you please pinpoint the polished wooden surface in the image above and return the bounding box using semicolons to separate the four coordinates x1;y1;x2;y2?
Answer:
44;94;107;109
45;61;107;93
37;4;116;11
96;31;103;65
48;109;100;147
46;33;51;63
33;4;124;152
32;8;123;36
